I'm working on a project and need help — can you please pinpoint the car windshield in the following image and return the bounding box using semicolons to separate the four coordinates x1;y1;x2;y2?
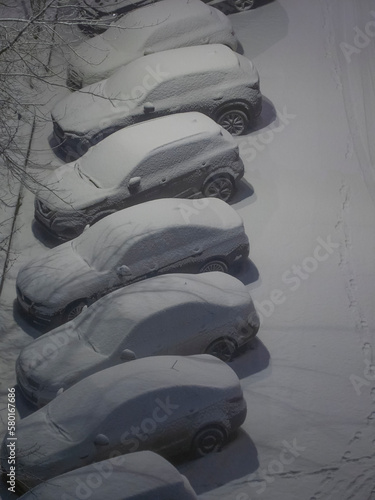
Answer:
78;136;144;189
74;162;102;188
46;383;115;441
77;309;135;356
104;63;154;106
71;221;132;272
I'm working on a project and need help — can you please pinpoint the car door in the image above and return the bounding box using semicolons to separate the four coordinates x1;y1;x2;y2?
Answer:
123;142;202;206
135;78;184;121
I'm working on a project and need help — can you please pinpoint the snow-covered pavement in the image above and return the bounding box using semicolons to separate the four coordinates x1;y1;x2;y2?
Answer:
0;1;374;499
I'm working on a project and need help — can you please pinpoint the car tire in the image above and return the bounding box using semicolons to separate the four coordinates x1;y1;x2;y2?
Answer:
231;0;255;11
63;300;87;322
205;338;237;362
192;425;227;457
217;108;249;136
199;260;228;273
203;175;235;202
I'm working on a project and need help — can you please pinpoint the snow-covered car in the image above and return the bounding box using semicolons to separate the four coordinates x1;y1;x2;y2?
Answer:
18;451;198;499
16;272;259;407
77;0;256;35
3;355;247;489
52;44;262;158
68;0;238;89
17;197;250;326
37;113;244;239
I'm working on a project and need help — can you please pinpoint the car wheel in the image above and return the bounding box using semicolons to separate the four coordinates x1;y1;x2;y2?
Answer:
231;0;255;11
199;260;228;273
63;301;87;322
192;426;227;457
203;176;235;202
217;109;249;136
206;338;237;362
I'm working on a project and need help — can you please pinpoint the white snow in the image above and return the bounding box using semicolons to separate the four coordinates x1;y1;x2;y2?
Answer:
0;1;375;499
69;0;237;86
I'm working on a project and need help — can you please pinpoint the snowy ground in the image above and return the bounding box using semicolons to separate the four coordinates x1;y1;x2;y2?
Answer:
0;0;374;498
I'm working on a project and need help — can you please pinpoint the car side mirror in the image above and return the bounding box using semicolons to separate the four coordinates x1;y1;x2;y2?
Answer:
116;265;132;277
120;349;136;361
94;434;109;446
128;176;141;192
143;102;155;114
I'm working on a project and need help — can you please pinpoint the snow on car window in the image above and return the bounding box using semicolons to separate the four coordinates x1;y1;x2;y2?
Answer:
104;63;155;105
80;308;135;356
78;136;144;188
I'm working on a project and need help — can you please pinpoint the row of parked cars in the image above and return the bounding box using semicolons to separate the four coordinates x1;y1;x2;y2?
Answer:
3;0;263;497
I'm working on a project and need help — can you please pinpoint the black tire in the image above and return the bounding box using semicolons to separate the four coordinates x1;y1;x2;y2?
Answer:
231;0;255;11
199;260;228;273
192;426;227;457
205;338;237;361
217;108;249;136
63;300;87;322
203;175;235;202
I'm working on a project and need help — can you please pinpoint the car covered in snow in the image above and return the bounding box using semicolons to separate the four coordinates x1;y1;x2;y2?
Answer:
37;113;244;240
3;355;247;489
77;0;256;35
18;451;198;499
68;0;239;89
17;197;250;326
52;44;261;157
16;272;259;407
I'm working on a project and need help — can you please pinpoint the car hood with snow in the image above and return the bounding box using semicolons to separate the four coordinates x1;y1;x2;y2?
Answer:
51;80;119;137
16;324;108;406
36;163;108;211
16;242;104;313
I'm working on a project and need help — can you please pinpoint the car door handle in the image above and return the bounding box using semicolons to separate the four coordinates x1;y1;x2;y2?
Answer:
213;96;223;101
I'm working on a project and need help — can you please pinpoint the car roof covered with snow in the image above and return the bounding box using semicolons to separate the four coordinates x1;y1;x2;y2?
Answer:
77;112;227;187
107;44;242;96
72;197;244;270
36;355;241;441
19;451;198;500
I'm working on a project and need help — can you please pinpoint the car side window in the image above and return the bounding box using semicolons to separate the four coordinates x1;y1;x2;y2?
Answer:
132;141;198;185
145;78;180;103
132;146;176;184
